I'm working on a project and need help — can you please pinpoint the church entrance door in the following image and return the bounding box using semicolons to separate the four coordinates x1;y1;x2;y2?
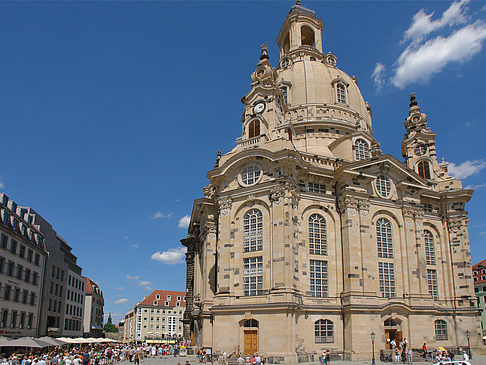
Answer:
385;329;402;349
244;330;258;354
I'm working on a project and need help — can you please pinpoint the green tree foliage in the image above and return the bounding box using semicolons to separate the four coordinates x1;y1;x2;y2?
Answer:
104;323;118;333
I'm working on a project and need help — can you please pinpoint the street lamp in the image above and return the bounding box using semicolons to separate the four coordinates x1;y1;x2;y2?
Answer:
465;330;472;359
371;332;376;365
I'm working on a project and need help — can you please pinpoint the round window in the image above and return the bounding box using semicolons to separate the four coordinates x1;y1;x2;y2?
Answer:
376;175;392;198
239;164;263;187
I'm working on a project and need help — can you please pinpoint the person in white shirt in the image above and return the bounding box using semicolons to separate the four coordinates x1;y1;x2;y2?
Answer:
463;351;469;361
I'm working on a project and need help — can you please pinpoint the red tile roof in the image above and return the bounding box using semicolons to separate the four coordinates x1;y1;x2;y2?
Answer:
472;260;486;284
138;290;186;307
84;276;101;295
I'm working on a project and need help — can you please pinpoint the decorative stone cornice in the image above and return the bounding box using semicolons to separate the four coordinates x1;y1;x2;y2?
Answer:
200;220;217;240
338;195;358;216
269;185;285;205
269;179;300;207
358;199;370;216
203;184;216;199
402;205;425;222
217;196;232;216
447;215;468;233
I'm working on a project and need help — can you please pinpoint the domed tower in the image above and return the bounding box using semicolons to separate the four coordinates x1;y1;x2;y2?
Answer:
182;2;481;362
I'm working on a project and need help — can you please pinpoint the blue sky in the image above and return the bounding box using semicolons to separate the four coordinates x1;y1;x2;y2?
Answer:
1;0;486;324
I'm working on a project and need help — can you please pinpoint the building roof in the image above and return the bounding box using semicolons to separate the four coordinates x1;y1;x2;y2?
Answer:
138;290;186;307
84;276;103;297
472;260;486;284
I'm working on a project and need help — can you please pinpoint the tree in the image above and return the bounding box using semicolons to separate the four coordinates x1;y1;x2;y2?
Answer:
104;323;118;333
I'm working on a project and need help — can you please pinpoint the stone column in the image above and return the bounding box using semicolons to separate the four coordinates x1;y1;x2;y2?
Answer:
216;196;232;295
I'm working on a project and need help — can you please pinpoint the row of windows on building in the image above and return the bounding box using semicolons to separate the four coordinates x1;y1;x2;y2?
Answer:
0;283;37;305
67;288;84;304
48;298;62;313
50;281;64;298
0;207;42;247
144;308;184;315
65;303;83;317
68;274;85;291
0;309;34;329
64;318;81;331
1;233;41;265
243;210;438;265
312;319;449;343
242;256;439;299
0;256;40;285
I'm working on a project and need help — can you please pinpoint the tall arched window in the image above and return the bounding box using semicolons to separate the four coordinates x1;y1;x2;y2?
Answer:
309;214;327;255
417;160;431;179
248;120;260;139
355;139;370;160
244;209;263;252
434;320;448;340
315;319;333;343
376;218;393;258
424;230;436;265
337;84;346;103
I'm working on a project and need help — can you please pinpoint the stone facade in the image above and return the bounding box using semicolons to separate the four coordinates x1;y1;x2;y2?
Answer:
181;2;483;362
123;290;186;342
84;276;104;337
0;194;47;337
473;260;486;337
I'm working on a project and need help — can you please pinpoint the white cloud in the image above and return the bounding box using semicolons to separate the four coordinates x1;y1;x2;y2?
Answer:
144;286;152;291
392;21;486;88
126;274;140;280
178;215;190;228
403;0;470;44
465;182;486;190
114;298;128;304
0;177;4;189
115;286;125;291
151;247;187;264
372;62;386;90
129;243;140;249
448;160;486;179
153;211;173;219
139;281;151;287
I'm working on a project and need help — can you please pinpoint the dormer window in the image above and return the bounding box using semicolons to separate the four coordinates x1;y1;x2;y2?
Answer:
167;295;171;301
337;84;346;103
417;160;431;179
354;139;370;160
248;120;260;139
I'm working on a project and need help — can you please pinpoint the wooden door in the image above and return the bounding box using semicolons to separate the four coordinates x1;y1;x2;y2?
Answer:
396;331;402;344
244;330;258;354
385;330;391;349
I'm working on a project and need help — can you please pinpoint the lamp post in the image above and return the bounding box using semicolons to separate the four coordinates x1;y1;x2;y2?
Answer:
465;330;471;359
371;332;376;365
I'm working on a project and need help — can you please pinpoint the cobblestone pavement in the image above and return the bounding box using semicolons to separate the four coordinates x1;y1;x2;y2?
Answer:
121;354;486;365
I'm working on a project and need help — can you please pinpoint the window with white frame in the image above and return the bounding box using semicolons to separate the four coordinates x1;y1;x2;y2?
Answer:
376;175;392;198
427;269;438;300
379;262;395;298
336;83;346;103
424;230;436;265
354;139;370;160
308;182;326;194
310;260;328;297
315;319;333;343
435;320;448;340
309;214;327;255
244;209;263;252
240;164;262;186
243;257;263;296
376;218;393;258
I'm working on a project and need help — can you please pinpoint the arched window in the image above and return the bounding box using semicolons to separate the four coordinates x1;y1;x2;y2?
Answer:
424;230;436;265
376;218;393;258
336;84;346;103
283;32;290;54
244;209;263;252
309;214;327;255
301;25;315;47
248;120;260;139
435;320;448;340
281;86;288;104
417;160;431;179
355;139;370;160
315;319;333;343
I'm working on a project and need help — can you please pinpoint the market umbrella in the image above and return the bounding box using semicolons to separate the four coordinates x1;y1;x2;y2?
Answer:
438;346;446;351
6;337;51;348
37;336;67;346
0;337;13;347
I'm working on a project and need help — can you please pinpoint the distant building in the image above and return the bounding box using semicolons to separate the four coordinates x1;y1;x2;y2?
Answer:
124;290;186;342
84;276;104;337
473;260;486;336
28;207;85;337
0;193;47;337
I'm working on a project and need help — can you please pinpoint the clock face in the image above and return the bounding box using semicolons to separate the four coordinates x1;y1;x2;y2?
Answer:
415;144;427;156
254;102;265;114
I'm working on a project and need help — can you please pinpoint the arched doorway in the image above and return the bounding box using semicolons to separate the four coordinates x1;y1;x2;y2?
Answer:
384;318;402;349
242;319;258;354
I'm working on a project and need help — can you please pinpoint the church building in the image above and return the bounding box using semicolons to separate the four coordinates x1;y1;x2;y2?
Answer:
181;2;482;361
